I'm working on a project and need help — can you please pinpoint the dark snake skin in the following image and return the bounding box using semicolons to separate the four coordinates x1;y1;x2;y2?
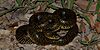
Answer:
15;8;78;46
15;25;33;44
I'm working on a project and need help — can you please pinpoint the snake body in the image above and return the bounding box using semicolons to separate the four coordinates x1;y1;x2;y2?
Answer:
15;8;78;46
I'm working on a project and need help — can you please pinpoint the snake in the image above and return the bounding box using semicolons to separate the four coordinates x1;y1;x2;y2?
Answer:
15;8;78;46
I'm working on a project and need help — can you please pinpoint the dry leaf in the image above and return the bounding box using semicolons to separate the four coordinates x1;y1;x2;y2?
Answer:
75;0;96;11
84;35;89;41
96;44;100;50
95;22;100;33
80;20;86;32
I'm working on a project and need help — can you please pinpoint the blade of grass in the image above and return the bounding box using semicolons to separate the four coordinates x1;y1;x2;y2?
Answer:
95;5;100;14
90;35;98;43
95;0;100;22
67;0;75;9
79;40;89;46
96;0;100;13
16;0;23;6
76;10;90;25
60;0;65;8
48;0;53;5
80;14;91;25
85;0;93;12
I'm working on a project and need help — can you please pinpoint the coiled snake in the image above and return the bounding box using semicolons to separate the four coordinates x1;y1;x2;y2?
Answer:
15;8;78;46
